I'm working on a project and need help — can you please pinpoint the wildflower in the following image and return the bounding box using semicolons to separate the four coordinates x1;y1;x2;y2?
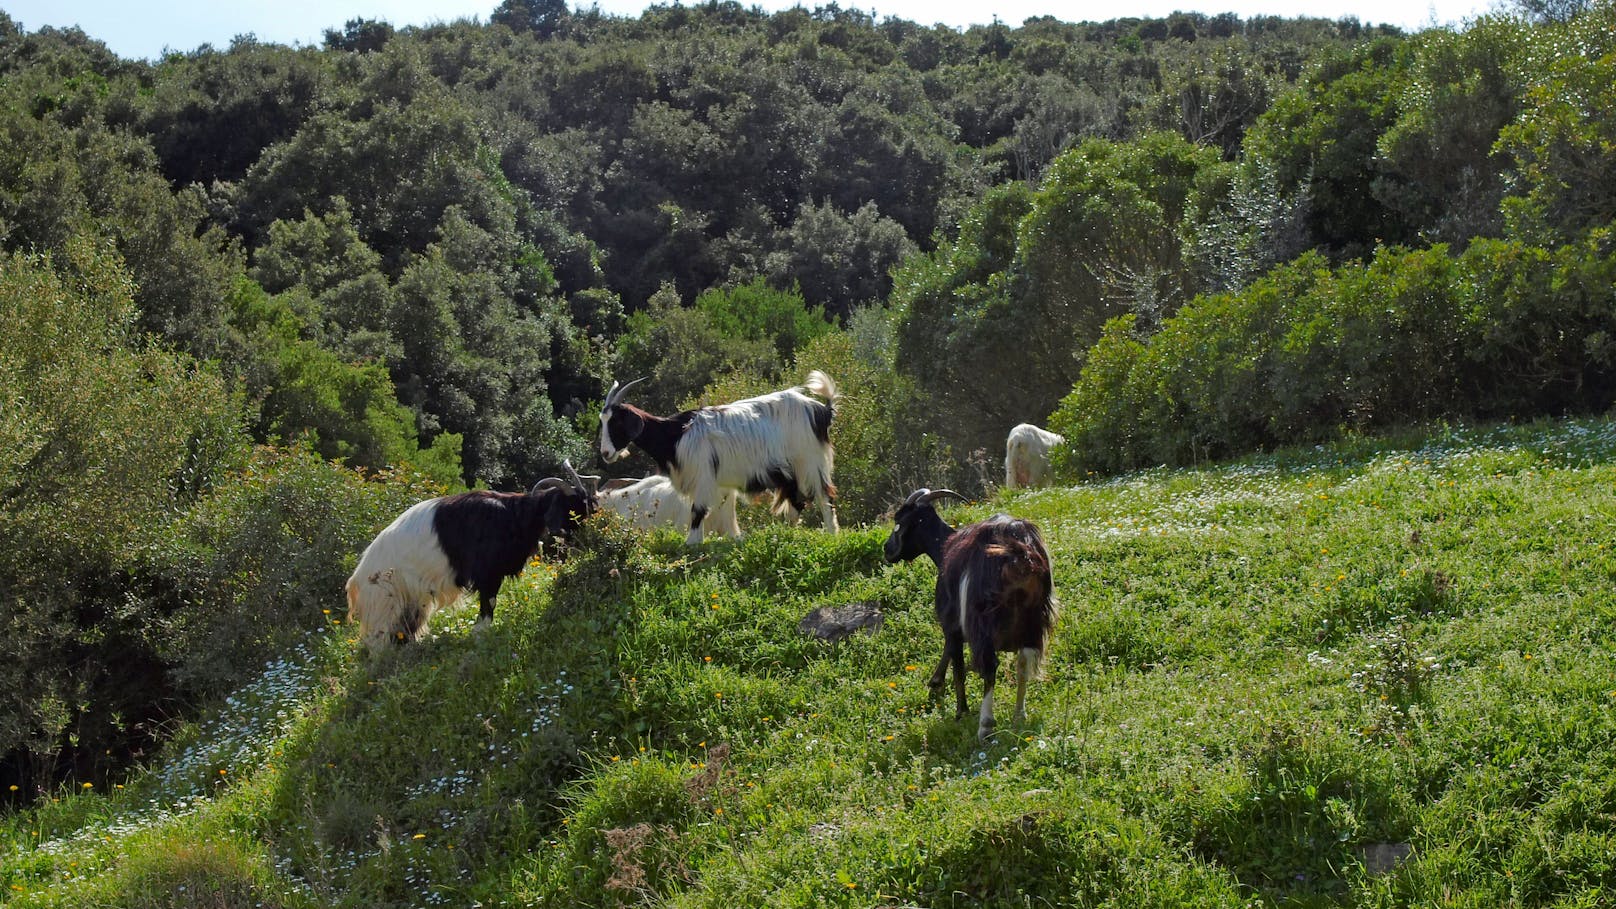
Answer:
704;655;712;662
714;807;724;815
81;782;92;789
322;609;331;615
413;833;426;840
887;682;896;689
904;664;917;671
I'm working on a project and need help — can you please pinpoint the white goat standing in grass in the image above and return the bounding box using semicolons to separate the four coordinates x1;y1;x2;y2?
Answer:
597;475;741;537
1005;423;1065;489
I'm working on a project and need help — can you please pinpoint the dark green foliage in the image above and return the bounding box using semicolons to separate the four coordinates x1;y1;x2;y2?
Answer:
1497;2;1616;243
892;134;1222;484
1242;38;1413;260
0;241;245;789
229;277;463;485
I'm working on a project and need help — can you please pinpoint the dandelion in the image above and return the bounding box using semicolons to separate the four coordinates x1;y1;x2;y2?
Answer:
704;655;712;662
714;807;724;815
413;833;426;840
904;665;917;671
887;682;896;689
322;609;331;615
81;782;92;789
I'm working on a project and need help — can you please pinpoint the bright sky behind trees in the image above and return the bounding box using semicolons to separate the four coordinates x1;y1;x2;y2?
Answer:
7;0;1503;61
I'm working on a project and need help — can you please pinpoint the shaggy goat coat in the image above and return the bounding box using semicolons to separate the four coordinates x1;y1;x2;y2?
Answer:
599;371;838;544
345;480;593;652
1005;423;1065;489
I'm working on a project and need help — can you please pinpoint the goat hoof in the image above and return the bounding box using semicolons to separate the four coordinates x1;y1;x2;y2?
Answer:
473;616;491;632
977;721;996;741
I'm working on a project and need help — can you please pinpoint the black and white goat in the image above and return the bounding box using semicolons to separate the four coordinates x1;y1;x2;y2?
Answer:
883;488;1058;739
597;475;742;537
1005;423;1065;489
597;372;839;545
345;461;597;653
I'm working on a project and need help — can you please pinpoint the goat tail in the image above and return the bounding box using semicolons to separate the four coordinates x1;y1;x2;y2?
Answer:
804;370;839;405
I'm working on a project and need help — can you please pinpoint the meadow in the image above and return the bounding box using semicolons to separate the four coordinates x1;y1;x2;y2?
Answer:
4;416;1615;907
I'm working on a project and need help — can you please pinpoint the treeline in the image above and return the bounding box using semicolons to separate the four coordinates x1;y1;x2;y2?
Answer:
3;0;1614;794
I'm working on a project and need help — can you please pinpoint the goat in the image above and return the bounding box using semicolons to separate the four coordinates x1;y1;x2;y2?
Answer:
345;461;597;653
598;475;741;537
1005;423;1065;489
883;488;1058;739
598;371;839;545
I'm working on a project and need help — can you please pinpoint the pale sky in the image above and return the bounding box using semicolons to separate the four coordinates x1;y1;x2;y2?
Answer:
3;0;1505;61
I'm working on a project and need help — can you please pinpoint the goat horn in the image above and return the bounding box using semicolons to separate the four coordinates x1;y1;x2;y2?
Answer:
604;376;647;409
918;488;967;506
562;458;591;497
902;487;932;508
530;477;570;494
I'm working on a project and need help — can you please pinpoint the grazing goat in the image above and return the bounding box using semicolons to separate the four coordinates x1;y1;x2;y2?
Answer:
345;461;597;653
1005;423;1065;489
598;371;839;545
598;475;741;537
883;488;1058;739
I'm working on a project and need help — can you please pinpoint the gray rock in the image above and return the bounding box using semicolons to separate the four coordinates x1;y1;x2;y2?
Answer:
799;602;884;642
1361;842;1412;876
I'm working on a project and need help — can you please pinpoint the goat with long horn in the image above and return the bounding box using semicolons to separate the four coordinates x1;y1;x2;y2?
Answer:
344;459;599;652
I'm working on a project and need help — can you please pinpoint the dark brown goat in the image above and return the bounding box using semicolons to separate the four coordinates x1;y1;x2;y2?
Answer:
883;488;1058;739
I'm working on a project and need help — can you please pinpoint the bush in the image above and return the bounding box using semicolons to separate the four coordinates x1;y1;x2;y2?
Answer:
1052;233;1616;475
0;240;446;793
148;445;444;699
0;240;245;789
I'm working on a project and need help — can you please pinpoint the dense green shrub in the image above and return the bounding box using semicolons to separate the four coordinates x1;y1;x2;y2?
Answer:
0;241;445;792
0;241;245;788
892;134;1224;466
1051;233;1616;475
148;445;443;699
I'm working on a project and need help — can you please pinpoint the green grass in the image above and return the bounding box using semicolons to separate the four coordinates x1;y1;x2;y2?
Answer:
7;417;1616;907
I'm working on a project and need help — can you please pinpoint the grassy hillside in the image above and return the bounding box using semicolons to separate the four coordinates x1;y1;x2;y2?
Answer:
5;418;1616;907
